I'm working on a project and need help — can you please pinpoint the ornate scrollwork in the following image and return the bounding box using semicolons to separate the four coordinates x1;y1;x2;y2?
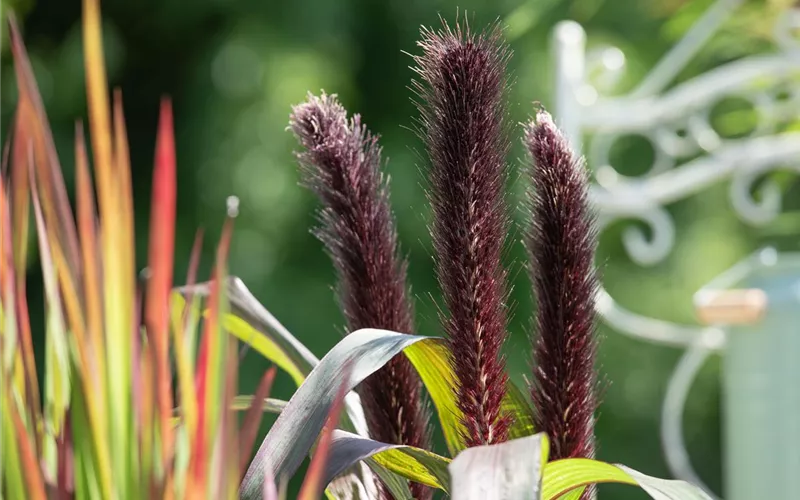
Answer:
589;131;675;178
729;169;783;225
620;207;676;267
570;19;800;266
556;2;800;342
596;206;677;267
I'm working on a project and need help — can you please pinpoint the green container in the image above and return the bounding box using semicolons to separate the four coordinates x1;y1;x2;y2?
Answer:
696;249;800;500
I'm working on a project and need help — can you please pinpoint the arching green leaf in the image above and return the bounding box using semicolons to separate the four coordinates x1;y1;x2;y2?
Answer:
223;315;305;386
541;458;713;500
239;329;440;499
324;429;451;492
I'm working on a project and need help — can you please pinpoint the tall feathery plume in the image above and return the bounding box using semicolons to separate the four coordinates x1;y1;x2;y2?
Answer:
290;93;431;499
411;20;513;447
525;110;598;477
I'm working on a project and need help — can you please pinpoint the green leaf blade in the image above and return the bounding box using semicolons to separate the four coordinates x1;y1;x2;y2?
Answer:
402;338;465;455
324;429;451;492
239;329;437;498
223;314;306;386
541;458;713;500
447;433;548;500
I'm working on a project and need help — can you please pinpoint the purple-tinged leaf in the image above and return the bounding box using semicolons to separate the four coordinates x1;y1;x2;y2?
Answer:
240;329;437;498
239;366;277;479
297;367;350;500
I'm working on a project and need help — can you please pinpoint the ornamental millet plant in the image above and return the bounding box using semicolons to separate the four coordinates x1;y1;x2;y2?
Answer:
526;111;598;465
286;17;600;475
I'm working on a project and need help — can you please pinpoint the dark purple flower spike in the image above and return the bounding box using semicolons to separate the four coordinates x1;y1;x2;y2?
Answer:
525;110;598;477
290;93;431;499
411;19;513;447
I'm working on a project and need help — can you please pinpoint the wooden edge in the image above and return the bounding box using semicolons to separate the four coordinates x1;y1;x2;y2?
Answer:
695;288;768;326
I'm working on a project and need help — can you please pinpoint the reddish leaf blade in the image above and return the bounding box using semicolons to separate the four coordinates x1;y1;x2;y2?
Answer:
14;277;40;450
192;216;234;490
146;97;178;469
0;170;9;286
262;464;279;500
239;366;277;479
185;229;204;291
11;392;47;500
75;121;106;382
54;413;75;499
297;369;350;500
179;228;204;348
10;107;30;274
9;113;41;436
9;114;40;437
8;15;81;275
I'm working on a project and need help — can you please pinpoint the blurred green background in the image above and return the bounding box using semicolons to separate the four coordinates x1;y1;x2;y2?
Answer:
3;0;800;498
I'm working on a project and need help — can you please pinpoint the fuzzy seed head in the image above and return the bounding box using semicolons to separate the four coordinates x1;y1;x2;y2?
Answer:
411;19;513;447
290;92;432;499
525;110;599;470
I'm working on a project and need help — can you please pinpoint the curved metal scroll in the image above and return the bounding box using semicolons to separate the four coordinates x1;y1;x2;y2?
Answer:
554;1;800;347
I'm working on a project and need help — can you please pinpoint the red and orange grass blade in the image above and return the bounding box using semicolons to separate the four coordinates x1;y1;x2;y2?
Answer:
297;370;351;500
0;162;31;500
82;0;134;489
239;366;278;479
147;98;178;481
190;216;235;497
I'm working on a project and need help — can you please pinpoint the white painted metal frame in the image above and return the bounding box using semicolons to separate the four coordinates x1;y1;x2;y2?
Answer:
554;0;800;348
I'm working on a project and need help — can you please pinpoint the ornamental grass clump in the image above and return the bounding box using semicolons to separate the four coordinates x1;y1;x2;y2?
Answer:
0;4;343;499
1;8;245;495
